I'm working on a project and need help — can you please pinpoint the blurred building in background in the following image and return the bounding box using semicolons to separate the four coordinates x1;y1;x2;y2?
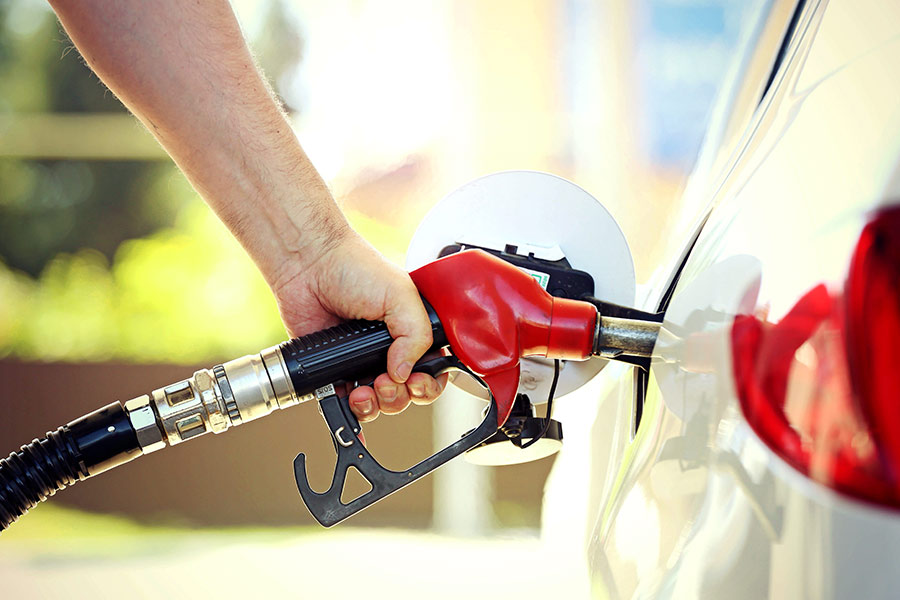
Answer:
0;0;761;536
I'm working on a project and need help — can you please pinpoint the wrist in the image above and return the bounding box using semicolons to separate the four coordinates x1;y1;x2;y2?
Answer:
253;172;352;289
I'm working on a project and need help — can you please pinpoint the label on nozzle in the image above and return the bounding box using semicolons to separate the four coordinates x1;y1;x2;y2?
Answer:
518;267;550;290
315;384;336;400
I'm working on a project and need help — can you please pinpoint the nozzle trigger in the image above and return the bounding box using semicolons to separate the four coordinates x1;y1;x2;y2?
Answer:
294;357;499;527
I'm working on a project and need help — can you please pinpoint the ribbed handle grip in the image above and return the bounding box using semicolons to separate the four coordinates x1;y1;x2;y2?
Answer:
279;300;445;397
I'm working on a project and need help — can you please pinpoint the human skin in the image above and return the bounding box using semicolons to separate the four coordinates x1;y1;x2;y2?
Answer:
48;0;445;421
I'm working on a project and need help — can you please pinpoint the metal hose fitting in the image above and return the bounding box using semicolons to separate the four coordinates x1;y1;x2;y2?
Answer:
123;345;315;453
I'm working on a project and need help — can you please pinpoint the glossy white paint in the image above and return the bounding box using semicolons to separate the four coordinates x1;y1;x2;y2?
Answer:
546;0;900;597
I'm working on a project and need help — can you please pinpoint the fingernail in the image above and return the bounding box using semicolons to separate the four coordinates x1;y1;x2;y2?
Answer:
379;386;397;400
354;399;375;415
396;362;412;382
409;383;425;398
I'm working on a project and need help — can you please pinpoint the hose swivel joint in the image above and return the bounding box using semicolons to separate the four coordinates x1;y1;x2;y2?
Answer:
123;345;312;453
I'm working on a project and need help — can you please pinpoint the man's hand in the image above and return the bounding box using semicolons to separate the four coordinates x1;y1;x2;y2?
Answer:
49;0;445;421
272;232;448;422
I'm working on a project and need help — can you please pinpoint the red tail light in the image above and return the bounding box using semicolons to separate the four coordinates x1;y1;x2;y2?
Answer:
731;207;900;507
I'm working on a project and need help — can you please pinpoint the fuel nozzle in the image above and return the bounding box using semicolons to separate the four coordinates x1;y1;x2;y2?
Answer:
124;250;662;518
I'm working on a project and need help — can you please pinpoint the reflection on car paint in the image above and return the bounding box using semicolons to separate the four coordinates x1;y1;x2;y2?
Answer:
732;207;900;508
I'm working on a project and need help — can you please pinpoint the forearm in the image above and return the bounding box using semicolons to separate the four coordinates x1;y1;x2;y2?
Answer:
49;0;347;284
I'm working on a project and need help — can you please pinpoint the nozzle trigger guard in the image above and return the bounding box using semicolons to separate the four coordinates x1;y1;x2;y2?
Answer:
294;355;499;527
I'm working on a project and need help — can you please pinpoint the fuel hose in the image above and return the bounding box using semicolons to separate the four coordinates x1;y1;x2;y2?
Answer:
0;403;141;531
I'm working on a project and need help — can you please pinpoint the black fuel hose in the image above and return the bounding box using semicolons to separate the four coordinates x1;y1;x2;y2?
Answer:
0;402;142;532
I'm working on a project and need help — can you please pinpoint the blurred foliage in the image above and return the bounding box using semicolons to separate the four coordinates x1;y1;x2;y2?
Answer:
0;160;187;277
0;1;180;276
0;1;126;114
0;199;287;362
0;0;318;363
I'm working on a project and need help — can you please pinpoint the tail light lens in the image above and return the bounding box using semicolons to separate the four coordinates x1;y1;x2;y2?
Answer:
731;206;900;508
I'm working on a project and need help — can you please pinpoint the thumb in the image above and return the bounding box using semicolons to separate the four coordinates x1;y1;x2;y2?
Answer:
383;282;433;383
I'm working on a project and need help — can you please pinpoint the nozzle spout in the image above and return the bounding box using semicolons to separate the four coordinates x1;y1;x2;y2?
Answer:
593;316;661;358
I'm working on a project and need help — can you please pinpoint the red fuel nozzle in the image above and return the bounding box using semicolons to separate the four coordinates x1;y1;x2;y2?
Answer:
410;249;597;425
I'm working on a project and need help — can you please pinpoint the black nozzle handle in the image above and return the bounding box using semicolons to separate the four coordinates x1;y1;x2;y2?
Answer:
279;300;446;398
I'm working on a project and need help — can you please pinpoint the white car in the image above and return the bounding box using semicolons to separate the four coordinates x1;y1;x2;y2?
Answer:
544;0;900;597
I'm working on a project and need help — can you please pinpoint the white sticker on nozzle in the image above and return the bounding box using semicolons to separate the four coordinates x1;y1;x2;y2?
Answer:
518;267;550;290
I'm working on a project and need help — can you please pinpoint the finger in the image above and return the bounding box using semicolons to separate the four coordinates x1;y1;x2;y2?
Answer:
407;372;447;406
349;386;379;423
383;282;433;384
374;373;411;415
405;372;431;405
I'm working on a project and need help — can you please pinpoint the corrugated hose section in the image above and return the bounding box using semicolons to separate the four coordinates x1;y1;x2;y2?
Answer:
0;428;86;531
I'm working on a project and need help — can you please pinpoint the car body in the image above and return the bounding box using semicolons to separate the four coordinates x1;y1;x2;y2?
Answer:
544;0;900;597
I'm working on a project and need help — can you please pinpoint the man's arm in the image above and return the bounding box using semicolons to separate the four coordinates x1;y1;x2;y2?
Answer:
49;0;443;420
